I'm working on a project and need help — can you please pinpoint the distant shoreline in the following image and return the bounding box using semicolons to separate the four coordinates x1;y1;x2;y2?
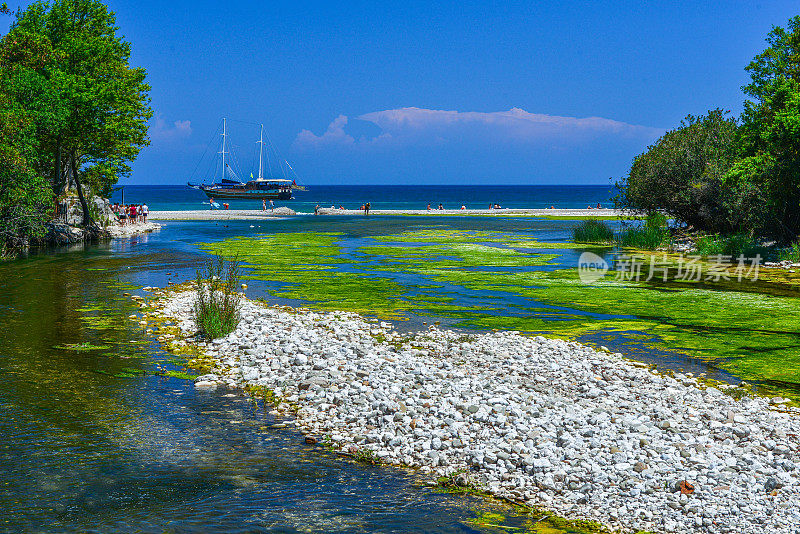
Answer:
148;208;624;221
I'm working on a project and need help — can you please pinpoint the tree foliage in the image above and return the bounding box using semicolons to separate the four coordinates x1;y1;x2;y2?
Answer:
0;0;151;251
0;89;53;255
726;15;800;241
615;109;738;232
617;16;800;243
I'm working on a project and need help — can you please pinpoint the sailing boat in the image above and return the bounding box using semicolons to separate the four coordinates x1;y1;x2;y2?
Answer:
188;118;305;200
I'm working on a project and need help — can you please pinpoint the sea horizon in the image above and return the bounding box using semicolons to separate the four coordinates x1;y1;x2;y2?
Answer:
111;183;617;212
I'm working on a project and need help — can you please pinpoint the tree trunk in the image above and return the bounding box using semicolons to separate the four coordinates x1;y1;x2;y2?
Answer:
70;152;95;231
53;138;63;195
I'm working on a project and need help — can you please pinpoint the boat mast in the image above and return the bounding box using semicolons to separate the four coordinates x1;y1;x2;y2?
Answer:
258;124;264;180
220;118;228;180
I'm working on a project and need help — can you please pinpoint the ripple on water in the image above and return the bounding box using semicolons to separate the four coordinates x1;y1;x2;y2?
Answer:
0;240;587;534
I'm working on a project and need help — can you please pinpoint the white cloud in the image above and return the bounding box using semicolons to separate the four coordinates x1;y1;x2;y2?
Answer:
150;115;193;142
293;107;662;150
294;114;355;148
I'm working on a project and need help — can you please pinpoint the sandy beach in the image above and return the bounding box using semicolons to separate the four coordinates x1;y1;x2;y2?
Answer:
148;208;623;220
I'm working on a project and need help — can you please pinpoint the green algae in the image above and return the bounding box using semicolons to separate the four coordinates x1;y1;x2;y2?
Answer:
53;342;112;351
465;503;608;534
200;232;349;274
362;243;559;268
200;226;800;399
373;229;579;249
161;370;198;380
95;367;147;378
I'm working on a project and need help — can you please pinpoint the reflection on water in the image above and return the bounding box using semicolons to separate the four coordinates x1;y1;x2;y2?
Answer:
0;227;590;533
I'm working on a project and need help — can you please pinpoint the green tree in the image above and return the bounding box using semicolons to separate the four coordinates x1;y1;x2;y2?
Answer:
615;109;739;231
0;93;54;255
0;9;62;253
726;16;800;241
1;0;151;230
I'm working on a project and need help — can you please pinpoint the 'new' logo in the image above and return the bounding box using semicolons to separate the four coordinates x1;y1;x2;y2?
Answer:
577;252;608;284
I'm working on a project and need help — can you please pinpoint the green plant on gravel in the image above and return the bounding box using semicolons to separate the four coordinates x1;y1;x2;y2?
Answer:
779;240;800;262
695;233;769;258
572;219;615;244
193;256;242;340
617;212;670;250
352;447;380;465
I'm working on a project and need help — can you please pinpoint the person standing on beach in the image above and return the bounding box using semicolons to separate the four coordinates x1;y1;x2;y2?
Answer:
314;204;320;216
269;200;274;212
262;199;266;211
142;203;148;223
365;202;370;215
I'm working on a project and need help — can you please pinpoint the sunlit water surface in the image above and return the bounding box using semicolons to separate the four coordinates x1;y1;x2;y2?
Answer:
0;217;606;533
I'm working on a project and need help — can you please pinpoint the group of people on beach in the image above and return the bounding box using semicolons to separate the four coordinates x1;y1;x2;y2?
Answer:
308;202;605;215
424;203;499;210
313;203;371;215
112;203;148;225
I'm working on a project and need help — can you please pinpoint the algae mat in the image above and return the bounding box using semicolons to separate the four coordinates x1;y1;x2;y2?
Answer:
201;228;800;397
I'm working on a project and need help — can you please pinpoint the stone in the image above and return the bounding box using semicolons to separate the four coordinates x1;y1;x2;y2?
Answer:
149;288;800;534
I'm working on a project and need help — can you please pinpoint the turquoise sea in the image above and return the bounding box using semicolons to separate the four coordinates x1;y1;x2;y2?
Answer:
111;184;616;212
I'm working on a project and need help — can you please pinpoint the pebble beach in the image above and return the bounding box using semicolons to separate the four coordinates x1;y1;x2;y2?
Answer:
151;288;800;534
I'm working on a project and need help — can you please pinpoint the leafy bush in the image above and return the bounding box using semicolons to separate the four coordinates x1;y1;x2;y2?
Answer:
616;212;670;250
695;233;767;258
614;109;738;232
193;256;242;339
572;219;614;243
780;241;800;262
615;17;800;243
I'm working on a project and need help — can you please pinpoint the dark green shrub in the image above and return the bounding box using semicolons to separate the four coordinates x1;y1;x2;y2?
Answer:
694;233;768;258
613;109;738;232
572;219;614;243
193;256;242;339
780;240;800;262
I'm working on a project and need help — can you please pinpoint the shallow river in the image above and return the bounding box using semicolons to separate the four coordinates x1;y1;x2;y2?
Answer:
1;218;602;533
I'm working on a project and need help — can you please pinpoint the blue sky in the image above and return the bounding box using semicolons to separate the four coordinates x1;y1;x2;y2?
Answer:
3;1;798;185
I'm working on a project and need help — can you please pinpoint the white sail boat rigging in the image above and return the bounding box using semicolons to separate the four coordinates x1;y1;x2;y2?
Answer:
188;118;305;200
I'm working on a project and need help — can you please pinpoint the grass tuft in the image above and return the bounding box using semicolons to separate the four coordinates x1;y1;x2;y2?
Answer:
193;256;242;340
779;240;800;262
617;212;670;250
695;233;768;258
572;219;615;244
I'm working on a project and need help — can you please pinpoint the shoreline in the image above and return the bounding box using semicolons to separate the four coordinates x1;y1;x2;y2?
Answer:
145;287;800;534
149;208;624;221
106;221;162;237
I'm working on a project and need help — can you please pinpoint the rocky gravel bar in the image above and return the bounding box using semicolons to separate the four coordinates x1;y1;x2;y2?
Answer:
153;289;800;534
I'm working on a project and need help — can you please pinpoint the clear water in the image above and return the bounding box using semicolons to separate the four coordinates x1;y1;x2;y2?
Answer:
1;217;607;533
111;184;615;213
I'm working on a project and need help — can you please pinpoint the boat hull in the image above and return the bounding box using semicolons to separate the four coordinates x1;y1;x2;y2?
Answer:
193;186;293;200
